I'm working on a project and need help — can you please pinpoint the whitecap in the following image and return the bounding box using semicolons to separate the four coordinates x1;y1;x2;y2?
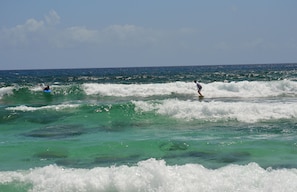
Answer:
1;159;297;192
133;99;297;123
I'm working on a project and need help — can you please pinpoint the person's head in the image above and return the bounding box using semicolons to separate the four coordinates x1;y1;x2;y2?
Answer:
194;80;197;83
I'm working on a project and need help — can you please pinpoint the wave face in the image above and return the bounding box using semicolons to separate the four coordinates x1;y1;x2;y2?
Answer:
1;63;297;191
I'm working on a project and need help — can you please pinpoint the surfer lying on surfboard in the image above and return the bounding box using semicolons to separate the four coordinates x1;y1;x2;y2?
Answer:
43;85;50;91
194;80;203;97
43;85;52;93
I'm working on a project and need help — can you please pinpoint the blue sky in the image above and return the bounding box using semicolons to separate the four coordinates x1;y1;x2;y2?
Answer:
1;0;297;70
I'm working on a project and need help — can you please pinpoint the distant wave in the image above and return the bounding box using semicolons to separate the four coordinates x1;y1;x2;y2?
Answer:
3;80;297;123
82;80;297;98
1;80;296;101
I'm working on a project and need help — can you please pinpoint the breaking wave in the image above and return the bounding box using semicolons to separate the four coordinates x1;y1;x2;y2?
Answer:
1;159;297;192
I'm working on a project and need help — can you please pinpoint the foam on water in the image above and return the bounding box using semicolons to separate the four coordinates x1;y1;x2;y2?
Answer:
5;103;80;112
0;86;14;99
133;99;297;123
1;80;297;101
1;159;297;192
209;80;297;98
82;82;192;97
82;80;297;98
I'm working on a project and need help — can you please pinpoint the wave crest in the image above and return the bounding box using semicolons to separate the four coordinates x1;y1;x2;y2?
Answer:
133;99;297;123
1;159;297;192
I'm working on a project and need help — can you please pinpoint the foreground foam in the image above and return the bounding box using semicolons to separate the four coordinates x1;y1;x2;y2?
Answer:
1;159;297;192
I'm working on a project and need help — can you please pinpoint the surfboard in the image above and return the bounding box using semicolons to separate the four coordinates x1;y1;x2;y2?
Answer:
43;89;51;93
198;96;204;101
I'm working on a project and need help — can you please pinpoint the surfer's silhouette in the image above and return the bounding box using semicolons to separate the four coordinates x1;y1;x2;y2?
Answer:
194;80;203;97
43;85;50;91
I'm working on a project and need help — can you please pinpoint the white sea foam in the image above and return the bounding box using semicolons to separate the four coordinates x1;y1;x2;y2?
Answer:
82;80;297;98
208;80;297;98
30;85;46;92
82;82;192;97
0;86;14;99
133;99;297;123
5;104;79;112
1;159;297;192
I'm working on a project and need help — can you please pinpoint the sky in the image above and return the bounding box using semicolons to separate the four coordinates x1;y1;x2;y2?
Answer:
1;0;297;70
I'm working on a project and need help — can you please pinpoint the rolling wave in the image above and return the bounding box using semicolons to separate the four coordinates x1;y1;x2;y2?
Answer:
1;80;296;101
2;79;297;124
81;80;297;98
4;98;297;123
1;159;297;192
133;99;297;123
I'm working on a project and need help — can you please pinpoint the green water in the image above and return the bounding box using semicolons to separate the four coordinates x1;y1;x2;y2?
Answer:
1;64;297;172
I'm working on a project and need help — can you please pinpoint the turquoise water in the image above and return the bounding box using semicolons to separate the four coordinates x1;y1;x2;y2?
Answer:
1;64;297;191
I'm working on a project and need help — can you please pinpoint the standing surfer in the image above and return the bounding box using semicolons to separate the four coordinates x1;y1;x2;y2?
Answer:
194;80;203;97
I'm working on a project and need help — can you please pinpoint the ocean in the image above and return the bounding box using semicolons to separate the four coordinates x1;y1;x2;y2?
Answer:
1;63;297;191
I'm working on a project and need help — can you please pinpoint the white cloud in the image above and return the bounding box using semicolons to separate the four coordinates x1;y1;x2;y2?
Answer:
0;18;44;46
0;10;199;50
106;24;139;33
51;24;167;48
0;10;62;48
45;10;60;25
19;18;44;32
102;24;159;46
104;24;141;40
51;26;99;47
66;26;98;42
